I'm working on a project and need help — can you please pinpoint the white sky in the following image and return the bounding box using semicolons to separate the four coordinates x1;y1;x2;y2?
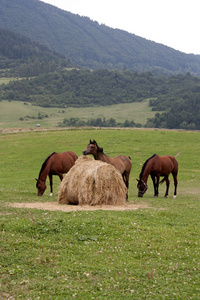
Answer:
41;0;200;55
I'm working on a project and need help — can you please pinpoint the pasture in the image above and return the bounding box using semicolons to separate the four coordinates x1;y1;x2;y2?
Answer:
0;128;200;299
0;99;155;129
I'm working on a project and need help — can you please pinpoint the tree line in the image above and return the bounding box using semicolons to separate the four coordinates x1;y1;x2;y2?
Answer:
58;117;142;128
3;69;200;108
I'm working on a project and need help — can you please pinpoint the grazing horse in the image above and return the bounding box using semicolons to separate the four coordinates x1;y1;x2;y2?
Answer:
137;154;178;198
36;151;78;196
82;139;132;199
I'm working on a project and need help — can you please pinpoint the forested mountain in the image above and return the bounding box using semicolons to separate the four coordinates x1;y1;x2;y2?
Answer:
0;27;74;77
1;0;200;76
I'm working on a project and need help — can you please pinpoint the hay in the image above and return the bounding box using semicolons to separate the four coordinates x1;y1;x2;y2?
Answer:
58;156;127;206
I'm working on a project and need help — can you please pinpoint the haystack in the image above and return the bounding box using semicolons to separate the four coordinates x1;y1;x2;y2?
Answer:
58;156;127;205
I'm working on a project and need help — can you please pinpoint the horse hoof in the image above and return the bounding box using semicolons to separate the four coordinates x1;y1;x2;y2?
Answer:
164;196;168;198
154;195;158;198
50;193;53;197
173;195;176;199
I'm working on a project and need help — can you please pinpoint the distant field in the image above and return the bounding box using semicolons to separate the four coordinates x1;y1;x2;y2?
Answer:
0;99;156;129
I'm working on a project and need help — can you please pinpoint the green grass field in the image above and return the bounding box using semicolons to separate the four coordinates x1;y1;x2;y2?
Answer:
0;129;200;299
0;100;156;129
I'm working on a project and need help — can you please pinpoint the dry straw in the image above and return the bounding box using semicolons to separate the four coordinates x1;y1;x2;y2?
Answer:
58;156;127;205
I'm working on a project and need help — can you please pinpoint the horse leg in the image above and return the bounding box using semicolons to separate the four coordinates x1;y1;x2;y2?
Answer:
156;176;160;197
151;175;158;197
154;176;160;197
49;174;63;197
164;176;170;198
49;174;53;196
58;174;63;181
172;173;178;198
122;172;129;201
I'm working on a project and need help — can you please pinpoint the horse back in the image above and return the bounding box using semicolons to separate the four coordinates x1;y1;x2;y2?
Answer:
168;156;178;174
64;151;78;162
110;155;132;174
158;155;178;175
49;151;78;174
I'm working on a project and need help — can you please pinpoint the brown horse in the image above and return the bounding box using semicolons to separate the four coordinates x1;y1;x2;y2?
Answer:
82;139;132;199
137;154;178;198
36;151;78;196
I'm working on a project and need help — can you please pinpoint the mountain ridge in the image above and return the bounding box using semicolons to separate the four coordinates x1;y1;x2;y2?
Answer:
1;0;200;76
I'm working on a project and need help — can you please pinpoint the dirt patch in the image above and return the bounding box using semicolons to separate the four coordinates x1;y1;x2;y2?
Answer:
9;202;150;212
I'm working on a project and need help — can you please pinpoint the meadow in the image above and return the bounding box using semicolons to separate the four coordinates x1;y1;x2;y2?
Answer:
0;100;155;129
0;128;200;299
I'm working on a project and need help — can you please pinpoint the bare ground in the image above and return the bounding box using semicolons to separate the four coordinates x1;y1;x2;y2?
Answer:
9;202;150;212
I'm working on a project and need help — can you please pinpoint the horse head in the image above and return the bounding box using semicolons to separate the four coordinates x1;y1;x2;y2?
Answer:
137;179;148;197
90;139;97;145
82;139;101;156
36;178;47;196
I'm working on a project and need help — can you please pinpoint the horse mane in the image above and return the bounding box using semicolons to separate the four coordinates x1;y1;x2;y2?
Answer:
139;154;157;180
90;139;104;154
38;152;56;179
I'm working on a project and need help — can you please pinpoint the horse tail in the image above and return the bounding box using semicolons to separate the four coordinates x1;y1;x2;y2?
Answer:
175;152;181;157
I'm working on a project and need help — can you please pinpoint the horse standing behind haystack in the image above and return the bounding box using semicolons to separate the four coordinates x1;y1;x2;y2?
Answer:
36;151;78;196
82;139;132;199
58;156;127;205
137;154;178;198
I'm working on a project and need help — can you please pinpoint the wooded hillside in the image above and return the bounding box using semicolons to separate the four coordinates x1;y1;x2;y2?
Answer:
0;27;74;77
1;0;200;76
1;67;200;130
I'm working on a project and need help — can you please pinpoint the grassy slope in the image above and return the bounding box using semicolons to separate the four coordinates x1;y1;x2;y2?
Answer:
0;129;200;299
0;100;156;129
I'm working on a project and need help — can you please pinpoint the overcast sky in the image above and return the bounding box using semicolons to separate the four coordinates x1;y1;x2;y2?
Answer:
42;0;200;55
